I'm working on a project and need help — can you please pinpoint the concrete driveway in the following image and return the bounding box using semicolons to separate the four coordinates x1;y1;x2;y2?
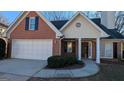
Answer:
0;59;47;80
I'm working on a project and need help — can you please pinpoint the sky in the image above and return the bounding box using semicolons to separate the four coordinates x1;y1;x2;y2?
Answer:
0;11;20;24
0;11;99;25
0;11;75;24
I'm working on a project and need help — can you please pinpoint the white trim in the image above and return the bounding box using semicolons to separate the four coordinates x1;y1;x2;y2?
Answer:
78;38;81;60
36;12;62;38
100;56;113;59
5;11;24;34
6;11;63;38
60;11;109;38
7;11;30;38
96;37;100;64
101;39;124;41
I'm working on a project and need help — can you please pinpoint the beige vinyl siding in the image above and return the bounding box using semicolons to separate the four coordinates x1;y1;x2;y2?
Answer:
62;15;105;38
100;41;105;57
100;40;113;58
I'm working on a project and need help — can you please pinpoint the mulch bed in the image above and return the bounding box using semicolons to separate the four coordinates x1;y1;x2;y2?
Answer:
44;63;85;70
101;59;124;65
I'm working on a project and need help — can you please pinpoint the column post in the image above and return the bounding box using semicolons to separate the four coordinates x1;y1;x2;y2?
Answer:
96;37;100;63
78;38;81;60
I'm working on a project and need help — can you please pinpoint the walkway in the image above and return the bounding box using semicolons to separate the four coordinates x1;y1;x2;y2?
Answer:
0;59;99;80
33;59;100;78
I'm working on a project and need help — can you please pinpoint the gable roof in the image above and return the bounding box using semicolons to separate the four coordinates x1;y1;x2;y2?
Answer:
51;20;68;30
0;23;8;28
6;11;63;38
59;11;109;37
92;18;124;39
51;18;124;39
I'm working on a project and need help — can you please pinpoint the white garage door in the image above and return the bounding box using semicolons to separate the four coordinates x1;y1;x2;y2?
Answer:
11;39;53;60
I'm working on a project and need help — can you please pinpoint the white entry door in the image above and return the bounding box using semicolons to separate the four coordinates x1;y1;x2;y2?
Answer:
11;39;53;60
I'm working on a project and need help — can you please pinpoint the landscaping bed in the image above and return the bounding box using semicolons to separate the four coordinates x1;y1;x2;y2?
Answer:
101;59;124;64
47;56;84;69
44;63;84;70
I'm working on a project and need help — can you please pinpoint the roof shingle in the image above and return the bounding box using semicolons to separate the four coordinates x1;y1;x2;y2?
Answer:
51;18;124;39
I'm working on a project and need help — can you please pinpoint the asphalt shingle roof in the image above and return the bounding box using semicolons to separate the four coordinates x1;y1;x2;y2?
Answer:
51;20;68;30
51;18;124;39
0;23;8;28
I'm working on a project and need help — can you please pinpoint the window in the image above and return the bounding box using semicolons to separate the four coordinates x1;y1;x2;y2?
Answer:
25;16;39;31
76;22;81;28
105;43;113;58
29;17;36;30
67;42;73;53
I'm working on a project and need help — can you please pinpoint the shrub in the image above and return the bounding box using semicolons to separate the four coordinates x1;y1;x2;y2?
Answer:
47;56;77;68
77;60;84;65
64;56;77;65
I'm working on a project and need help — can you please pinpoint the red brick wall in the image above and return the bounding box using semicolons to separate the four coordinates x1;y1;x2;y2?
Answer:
9;11;60;57
53;39;61;55
10;11;56;39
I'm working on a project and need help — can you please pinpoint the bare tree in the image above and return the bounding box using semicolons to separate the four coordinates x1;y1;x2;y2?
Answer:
94;11;101;18
83;11;101;18
42;11;74;21
83;11;90;17
0;13;8;37
0;13;8;25
42;11;102;21
115;11;124;34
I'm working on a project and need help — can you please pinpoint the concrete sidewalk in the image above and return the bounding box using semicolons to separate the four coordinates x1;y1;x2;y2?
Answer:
0;59;47;80
0;59;99;80
0;72;30;81
33;60;99;78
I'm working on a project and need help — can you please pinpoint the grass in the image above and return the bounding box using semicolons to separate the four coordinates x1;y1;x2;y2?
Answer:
28;63;124;81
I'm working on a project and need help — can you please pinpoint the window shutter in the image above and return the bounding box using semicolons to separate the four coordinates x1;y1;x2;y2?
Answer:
35;16;39;30
25;17;29;30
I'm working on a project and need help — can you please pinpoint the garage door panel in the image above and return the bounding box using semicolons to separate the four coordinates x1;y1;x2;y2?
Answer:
11;39;52;60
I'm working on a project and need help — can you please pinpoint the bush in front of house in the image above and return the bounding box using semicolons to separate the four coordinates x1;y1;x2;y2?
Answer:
47;56;78;68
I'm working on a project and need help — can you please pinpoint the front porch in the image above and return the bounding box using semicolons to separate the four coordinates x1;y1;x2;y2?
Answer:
61;38;100;63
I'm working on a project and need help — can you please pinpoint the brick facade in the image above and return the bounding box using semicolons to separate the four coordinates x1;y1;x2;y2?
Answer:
9;11;60;57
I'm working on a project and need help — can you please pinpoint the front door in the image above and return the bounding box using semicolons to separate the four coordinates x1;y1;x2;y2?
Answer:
82;42;89;58
113;42;117;59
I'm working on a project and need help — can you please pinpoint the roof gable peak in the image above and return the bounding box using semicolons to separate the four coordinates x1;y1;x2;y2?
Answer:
6;11;62;38
60;11;109;37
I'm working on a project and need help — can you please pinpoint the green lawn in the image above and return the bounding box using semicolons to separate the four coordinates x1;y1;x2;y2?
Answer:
28;63;124;81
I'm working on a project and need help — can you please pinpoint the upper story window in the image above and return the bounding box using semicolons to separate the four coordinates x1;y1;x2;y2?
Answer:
25;16;39;31
76;22;81;28
29;17;36;30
